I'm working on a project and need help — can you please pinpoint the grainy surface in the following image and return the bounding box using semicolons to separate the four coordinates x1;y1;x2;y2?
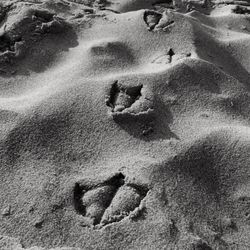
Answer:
0;0;250;249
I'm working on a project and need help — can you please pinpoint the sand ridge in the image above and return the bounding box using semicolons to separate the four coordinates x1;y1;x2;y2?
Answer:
0;0;250;249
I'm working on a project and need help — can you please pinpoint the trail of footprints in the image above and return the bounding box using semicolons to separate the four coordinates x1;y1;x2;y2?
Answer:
74;173;149;228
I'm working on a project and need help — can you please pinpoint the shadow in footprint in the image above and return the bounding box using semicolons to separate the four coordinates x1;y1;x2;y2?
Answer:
106;80;178;141
0;8;79;76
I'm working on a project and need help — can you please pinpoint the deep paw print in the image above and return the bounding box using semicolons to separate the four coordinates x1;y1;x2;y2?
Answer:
105;80;154;120
144;10;175;32
106;80;143;112
73;173;149;228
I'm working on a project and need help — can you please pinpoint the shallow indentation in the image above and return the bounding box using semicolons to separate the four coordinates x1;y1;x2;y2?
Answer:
87;40;135;70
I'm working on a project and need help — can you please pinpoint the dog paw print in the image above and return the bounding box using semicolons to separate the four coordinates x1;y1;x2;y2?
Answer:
105;80;154;119
105;80;143;113
74;173;149;228
144;10;175;32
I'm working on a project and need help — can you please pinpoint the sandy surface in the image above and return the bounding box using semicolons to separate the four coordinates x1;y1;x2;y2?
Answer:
0;0;250;249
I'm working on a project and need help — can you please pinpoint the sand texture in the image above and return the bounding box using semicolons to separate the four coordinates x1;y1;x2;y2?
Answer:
0;0;250;249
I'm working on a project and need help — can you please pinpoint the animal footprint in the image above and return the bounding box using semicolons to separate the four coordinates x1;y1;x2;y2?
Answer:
144;10;162;31
74;173;149;227
0;7;66;62
105;80;154;120
106;81;142;112
144;10;175;32
87;40;134;70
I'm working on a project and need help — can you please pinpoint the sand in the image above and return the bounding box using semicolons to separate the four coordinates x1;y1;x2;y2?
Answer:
0;0;250;249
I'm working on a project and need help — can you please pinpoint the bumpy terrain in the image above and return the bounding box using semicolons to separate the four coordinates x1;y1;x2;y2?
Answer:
0;0;250;249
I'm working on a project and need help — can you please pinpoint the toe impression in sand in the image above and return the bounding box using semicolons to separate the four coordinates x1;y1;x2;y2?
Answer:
73;173;149;228
144;10;175;32
105;80;154;120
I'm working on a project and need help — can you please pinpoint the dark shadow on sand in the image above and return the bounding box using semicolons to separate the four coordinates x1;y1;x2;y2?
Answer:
0;24;79;77
112;97;179;141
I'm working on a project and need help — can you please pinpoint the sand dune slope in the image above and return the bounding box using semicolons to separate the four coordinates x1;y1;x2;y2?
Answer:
0;0;250;249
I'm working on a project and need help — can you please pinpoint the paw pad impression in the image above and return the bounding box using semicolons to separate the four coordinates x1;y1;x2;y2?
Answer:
105;80;154;118
74;173;149;228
